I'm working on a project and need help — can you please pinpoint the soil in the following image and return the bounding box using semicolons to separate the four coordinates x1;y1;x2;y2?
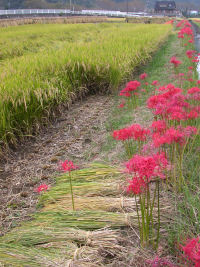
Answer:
0;94;114;235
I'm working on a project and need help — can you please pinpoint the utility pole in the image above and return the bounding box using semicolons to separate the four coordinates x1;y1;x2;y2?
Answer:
145;0;150;12
70;0;71;10
8;0;11;9
126;0;129;14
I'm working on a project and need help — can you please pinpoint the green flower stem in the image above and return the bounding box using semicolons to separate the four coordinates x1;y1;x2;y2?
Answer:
146;184;151;246
172;144;177;190
139;194;146;246
150;182;157;244
177;146;185;192
135;195;141;242
156;180;160;249
69;172;75;211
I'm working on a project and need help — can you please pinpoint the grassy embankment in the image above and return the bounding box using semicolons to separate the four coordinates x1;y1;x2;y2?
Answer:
166;23;200;255
0;23;171;147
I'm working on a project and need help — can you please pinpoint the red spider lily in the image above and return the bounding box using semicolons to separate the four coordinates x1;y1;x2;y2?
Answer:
170;56;182;67
153;127;186;147
112;127;133;141
178;34;184;39
60;160;78;172
59;160;78;211
36;184;49;193
127;176;146;195
147;87;190;120
112;124;150;142
151;120;167;134
188;66;194;70
126;153;169;248
197;80;200;85
125;152;169;180
147;94;167;110
118;102;125;108
152;80;159;86
131;124;150;141
180;237;200;267
119;88;131;97
187;110;199;120
153;126;197;147
139;73;148;80
125;80;141;91
179;26;193;36
186;50;196;58
158;86;166;92
188;87;200;94
176;20;185;28
169;110;186;121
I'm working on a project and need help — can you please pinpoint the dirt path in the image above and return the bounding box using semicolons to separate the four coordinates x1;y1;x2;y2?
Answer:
0;94;113;235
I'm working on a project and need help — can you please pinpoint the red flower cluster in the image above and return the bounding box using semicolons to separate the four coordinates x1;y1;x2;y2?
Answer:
186;50;196;59
113;124;150;142
188;87;200;94
170;56;182;68
151;120;167;134
125;152;168;181
119;80;141;97
139;73;148;80
60;160;78;172
153;125;197;147
177;20;194;45
36;184;49;193
180;237;200;267
153;127;186;147
127;176;146;195
147;83;200;122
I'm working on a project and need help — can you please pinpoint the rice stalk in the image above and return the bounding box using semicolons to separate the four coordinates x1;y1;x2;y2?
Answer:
0;23;172;147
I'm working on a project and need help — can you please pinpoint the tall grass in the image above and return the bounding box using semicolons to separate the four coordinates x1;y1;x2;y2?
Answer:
0;23;172;147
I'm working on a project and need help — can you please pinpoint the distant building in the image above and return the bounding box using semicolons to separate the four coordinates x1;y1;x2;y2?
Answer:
188;10;198;16
154;1;176;14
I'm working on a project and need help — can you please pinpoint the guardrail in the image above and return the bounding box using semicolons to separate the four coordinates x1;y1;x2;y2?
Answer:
0;9;72;15
0;9;147;18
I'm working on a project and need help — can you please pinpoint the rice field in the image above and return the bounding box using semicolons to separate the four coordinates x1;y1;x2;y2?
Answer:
0;22;171;147
0;16;108;28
